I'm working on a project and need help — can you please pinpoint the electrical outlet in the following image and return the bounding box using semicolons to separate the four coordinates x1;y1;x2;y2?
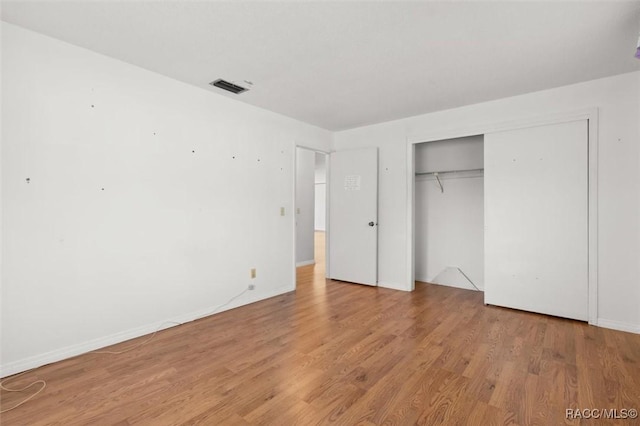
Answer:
250;268;256;279
297;208;300;214
248;284;256;290
280;207;285;216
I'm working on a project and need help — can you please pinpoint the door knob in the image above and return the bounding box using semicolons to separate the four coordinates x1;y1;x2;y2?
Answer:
368;221;375;227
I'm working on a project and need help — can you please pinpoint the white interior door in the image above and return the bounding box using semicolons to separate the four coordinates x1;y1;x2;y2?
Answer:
484;120;588;321
329;148;378;286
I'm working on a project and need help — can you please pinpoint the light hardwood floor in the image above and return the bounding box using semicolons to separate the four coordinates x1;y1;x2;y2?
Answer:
2;232;639;425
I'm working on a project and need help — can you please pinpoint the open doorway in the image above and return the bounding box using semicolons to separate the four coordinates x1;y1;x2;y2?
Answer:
295;147;329;286
313;153;327;273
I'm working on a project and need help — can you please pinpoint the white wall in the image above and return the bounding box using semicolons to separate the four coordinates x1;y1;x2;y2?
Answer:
334;71;640;333
1;23;331;376
314;152;326;231
415;135;484;173
415;136;484;289
295;148;315;265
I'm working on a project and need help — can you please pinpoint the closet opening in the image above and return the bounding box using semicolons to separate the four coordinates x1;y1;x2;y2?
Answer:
414;134;484;292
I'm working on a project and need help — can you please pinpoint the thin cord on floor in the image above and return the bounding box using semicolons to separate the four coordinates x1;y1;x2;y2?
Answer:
0;371;46;414
0;287;250;413
91;321;183;355
199;288;250;321
93;287;250;355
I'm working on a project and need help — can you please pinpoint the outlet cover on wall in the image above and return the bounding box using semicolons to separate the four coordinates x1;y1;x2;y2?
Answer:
250;268;256;279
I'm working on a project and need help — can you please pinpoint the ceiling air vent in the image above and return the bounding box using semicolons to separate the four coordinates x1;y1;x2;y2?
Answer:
209;79;249;94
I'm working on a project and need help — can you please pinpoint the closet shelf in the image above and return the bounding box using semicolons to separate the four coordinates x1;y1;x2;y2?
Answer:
415;167;484;176
416;168;484;193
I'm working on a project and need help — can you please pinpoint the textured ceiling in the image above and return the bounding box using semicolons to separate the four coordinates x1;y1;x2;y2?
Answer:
2;1;639;131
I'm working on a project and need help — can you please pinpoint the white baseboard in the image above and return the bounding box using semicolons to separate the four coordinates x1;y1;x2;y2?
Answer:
417;268;484;292
0;285;293;378
1;320;182;379
296;260;315;267
416;276;484;292
378;281;411;292
597;318;640;334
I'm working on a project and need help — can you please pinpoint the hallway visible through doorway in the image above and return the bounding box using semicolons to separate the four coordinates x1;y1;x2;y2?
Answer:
297;231;325;285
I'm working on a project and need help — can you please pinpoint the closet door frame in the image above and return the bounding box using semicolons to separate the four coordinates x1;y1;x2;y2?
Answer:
406;108;598;325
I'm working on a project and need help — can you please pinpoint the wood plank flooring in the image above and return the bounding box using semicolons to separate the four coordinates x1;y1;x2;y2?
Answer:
2;233;640;424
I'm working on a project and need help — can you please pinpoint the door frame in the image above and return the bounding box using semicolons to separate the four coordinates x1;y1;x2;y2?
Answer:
293;144;331;287
405;108;599;325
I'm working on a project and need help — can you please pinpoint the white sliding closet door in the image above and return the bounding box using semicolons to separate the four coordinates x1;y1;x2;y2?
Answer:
484;120;588;321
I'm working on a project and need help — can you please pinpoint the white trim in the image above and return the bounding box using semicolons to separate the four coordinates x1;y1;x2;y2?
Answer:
296;145;331;155
296;260;315;267
415;279;484;292
407;108;599;145
378;281;411;292
406;142;415;291
292;143;298;290
0;285;293;378
406;108;599;325
293;144;331;284
586;112;599;325
325;153;331;278
597;319;640;334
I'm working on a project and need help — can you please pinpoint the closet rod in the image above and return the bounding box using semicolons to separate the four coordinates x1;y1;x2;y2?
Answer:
415;167;484;176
